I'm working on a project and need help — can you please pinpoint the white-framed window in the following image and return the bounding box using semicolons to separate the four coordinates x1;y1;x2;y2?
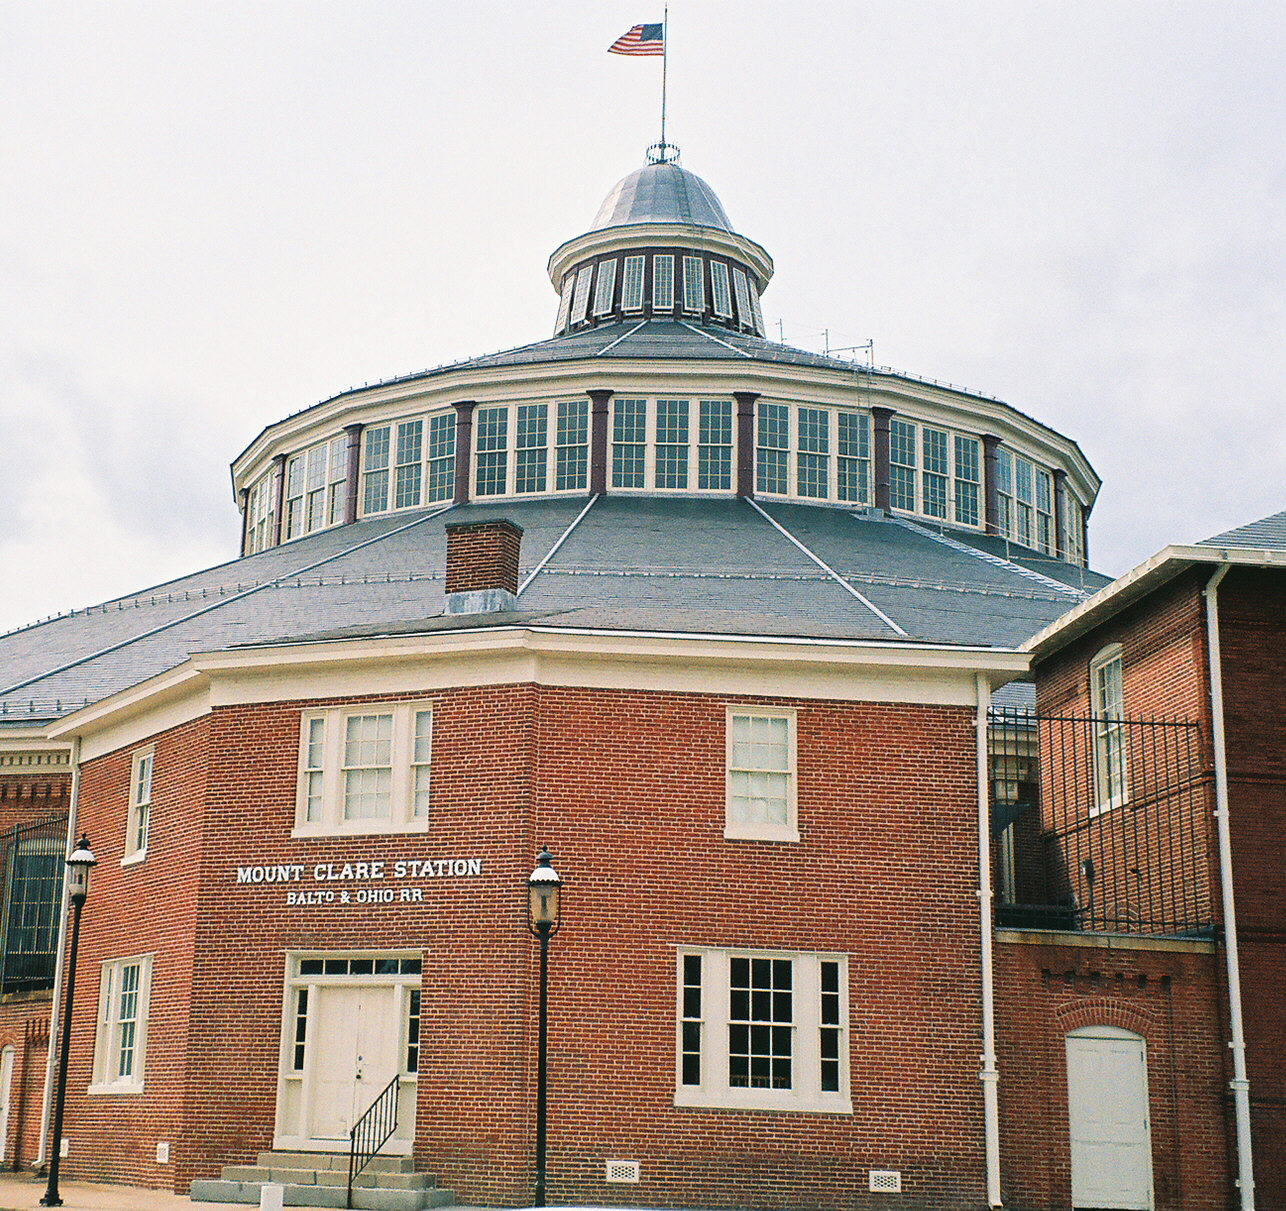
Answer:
475;406;509;497
682;256;704;313
710;261;733;319
515;403;549;494
837;411;871;504
326;436;348;526
621;256;645;312
284;453;305;540
890;419;917;512
675;948;849;1114
1091;645;1127;813
612;398;647;488
922;426;949;520
797;407;828;499
656;399;690;489
731;267;752;331
756;402;790;495
726;708;798;842
363;426;391;515
570;265;594;326
245;467;278;555
556;400;589;491
554;272;575;334
652;255;674;312
295;703;433;835
125;748;152;864
954;435;980;527
1065;490;1085;566
361;413;455;515
90;955;152;1095
1014;455;1035;548
1035;468;1054;555
698;399;733;490
592;258;617;317
996;449;1014;538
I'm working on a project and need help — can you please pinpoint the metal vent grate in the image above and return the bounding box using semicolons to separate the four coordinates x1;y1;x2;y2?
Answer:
605;1159;641;1184
870;1169;902;1193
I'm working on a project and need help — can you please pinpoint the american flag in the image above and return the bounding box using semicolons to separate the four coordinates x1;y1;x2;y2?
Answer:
608;23;664;56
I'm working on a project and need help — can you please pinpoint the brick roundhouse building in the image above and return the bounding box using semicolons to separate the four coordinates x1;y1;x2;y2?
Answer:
0;150;1282;1210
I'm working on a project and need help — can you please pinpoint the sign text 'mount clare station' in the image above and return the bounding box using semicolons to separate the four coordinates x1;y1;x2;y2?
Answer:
234;857;485;904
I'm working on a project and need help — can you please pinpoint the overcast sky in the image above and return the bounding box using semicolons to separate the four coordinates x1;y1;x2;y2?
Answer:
3;2;1284;635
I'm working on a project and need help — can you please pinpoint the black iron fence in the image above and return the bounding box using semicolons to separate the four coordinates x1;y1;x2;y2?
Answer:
989;709;1213;937
0;815;68;994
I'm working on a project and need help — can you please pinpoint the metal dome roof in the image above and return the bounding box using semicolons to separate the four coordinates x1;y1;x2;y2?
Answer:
591;162;733;232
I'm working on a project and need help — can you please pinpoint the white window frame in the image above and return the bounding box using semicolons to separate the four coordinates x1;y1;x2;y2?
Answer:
470;400;589;500
570;265;594;326
731;267;752;331
1091;645;1128;814
295;703;433;836
592;258;617;317
682;255;704;313
360;411;456;516
725;707;798;843
89;954;153;1095
124;747;152;865
674;948;850;1115
554;272;575;334
652;254;675;312
709;260;733;319
621;255;645;313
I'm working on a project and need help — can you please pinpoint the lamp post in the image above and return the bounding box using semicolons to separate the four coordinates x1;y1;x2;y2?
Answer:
526;848;562;1208
41;834;96;1208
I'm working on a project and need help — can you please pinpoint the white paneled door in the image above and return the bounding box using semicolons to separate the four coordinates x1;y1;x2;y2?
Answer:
1065;1026;1154;1209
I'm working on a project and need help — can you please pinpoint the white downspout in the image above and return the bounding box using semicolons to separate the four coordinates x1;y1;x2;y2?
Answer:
976;674;1002;1206
37;736;80;1170
1205;563;1255;1210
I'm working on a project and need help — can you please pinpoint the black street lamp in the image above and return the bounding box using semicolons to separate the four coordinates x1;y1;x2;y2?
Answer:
41;834;96;1208
526;848;562;1208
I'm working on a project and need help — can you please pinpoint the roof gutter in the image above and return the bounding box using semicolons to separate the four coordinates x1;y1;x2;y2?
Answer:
1204;563;1255;1210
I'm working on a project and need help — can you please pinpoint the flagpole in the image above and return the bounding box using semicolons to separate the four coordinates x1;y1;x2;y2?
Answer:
660;4;668;158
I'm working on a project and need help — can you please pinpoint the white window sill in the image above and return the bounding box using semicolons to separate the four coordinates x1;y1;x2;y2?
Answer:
291;820;430;840
674;1087;851;1115
724;823;800;844
1089;797;1127;819
88;1080;145;1096
120;850;147;868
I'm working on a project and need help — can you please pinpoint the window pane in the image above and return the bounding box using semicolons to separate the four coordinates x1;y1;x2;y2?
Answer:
475;407;508;497
656;399;689;489
621;256;645;311
797;407;828;499
556;400;589;491
698;400;732;490
515;403;548;494
592;258;617;317
682;256;704;312
652;255;674;311
756;403;789;494
612;399;646;488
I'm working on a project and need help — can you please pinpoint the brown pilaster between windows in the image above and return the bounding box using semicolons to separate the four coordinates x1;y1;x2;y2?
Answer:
344;423;364;525
734;392;759;498
271;453;287;546
588;390;613;495
982;434;1002;537
453;401;477;505
871;407;894;513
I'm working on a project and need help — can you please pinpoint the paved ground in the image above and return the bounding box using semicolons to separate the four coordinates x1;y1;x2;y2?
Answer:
0;1171;243;1210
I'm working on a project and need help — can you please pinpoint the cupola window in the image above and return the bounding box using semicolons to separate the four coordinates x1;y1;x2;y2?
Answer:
731;268;752;332
570;265;594;327
326;438;348;525
555;272;575;334
996;449;1014;536
652;255;675;312
683;256;705;313
621;256;645;312
1014;456;1035;548
698;400;734;490
747;280;765;336
1065;491;1085;565
592;259;617;318
710;261;733;320
426;413;456;503
556;400;589;491
1035;469;1054;554
656;399;691;488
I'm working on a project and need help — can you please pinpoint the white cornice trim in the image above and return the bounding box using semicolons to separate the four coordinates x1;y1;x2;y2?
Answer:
45;625;1030;753
1022;544;1286;660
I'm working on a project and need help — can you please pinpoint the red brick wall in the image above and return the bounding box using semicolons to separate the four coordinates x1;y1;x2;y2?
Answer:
54;713;210;1189
1215;568;1286;1203
994;936;1227;1211
58;682;993;1208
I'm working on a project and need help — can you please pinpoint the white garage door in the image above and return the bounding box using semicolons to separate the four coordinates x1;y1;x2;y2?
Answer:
1065;1026;1153;1209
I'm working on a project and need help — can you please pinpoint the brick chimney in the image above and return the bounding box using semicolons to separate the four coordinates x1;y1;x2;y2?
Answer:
444;519;523;614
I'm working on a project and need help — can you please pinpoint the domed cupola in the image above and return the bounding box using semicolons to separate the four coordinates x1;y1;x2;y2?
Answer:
547;157;773;337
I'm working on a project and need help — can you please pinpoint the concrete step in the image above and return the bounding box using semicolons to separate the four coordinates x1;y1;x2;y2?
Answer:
255;1151;414;1174
191;1178;454;1209
222;1165;431;1190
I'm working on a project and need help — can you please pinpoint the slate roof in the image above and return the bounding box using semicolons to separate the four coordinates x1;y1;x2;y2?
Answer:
0;496;1110;728
1202;508;1286;550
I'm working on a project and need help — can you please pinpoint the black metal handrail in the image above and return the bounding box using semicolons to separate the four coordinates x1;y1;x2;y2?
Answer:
347;1073;399;1209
